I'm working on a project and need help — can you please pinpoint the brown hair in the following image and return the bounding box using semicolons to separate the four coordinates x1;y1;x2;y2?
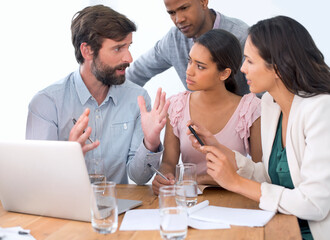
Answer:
249;16;330;97
71;5;136;64
195;29;242;94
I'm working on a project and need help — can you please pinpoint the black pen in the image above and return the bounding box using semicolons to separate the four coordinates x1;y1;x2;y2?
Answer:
72;118;94;143
147;163;168;180
188;125;204;146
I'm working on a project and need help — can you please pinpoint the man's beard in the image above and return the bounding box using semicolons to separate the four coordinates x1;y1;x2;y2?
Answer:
91;56;129;87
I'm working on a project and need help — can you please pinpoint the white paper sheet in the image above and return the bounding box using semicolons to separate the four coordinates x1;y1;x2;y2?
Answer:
187;200;209;215
120;201;231;231
188;218;230;230
189;205;275;227
119;200;275;231
119;209;160;231
0;227;36;240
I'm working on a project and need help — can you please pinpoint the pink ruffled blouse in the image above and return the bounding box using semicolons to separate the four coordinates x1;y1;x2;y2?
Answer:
168;91;261;175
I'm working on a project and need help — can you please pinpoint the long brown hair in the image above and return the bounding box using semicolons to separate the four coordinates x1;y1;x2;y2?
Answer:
249;16;330;97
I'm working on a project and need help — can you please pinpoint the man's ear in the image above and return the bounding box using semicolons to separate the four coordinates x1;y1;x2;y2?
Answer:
219;68;232;81
200;0;208;9
80;42;94;61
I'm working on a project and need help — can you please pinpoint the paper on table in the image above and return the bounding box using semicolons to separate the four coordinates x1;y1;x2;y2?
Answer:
189;201;275;227
0;227;36;240
119;209;160;231
119;200;274;231
188;218;230;230
119;201;230;231
187;200;209;215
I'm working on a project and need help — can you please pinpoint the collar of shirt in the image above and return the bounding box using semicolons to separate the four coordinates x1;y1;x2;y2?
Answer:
107;85;120;106
192;9;220;43
212;9;221;29
73;69;118;106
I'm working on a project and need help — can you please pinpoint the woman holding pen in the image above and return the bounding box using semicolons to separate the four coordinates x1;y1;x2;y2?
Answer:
152;29;262;194
189;16;330;240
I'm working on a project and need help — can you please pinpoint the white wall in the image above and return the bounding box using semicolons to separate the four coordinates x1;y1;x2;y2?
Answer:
1;0;329;141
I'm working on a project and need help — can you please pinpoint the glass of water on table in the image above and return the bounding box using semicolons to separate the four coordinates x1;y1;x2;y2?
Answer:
86;158;106;184
159;185;187;240
175;163;198;207
91;181;118;234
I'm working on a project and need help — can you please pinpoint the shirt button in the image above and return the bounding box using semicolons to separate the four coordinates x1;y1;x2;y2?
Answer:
123;123;127;129
96;115;100;119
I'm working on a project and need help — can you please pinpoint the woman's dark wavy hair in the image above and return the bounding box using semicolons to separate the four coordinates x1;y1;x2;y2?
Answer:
71;5;136;64
249;15;330;97
195;29;242;94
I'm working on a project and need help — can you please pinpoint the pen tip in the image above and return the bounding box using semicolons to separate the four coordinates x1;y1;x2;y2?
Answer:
147;163;151;167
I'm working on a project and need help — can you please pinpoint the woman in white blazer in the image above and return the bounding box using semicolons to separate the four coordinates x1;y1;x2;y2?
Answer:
187;16;330;240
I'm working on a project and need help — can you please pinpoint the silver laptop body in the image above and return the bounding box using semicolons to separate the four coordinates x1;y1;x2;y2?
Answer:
0;140;141;222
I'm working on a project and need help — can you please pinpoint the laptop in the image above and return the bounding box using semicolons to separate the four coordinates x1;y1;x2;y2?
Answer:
0;140;142;222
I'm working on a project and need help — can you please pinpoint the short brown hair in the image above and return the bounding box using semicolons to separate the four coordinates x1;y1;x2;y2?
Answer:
71;5;136;64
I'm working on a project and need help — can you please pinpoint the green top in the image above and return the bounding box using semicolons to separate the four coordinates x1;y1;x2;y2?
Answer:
268;113;313;240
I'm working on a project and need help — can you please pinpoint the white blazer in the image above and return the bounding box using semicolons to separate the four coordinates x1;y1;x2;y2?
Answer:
235;92;330;240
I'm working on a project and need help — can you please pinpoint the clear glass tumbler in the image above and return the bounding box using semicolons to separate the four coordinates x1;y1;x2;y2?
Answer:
90;181;118;234
159;185;187;240
175;163;198;207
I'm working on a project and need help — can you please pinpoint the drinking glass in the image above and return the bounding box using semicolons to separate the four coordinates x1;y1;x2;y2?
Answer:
175;163;198;207
159;185;187;240
90;181;118;234
86;158;106;184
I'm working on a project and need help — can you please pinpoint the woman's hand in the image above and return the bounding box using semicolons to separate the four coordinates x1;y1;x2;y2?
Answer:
201;145;238;191
186;120;220;150
186;120;239;190
202;145;262;201
152;172;175;195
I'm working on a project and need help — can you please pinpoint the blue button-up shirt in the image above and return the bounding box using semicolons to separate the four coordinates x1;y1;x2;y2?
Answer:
26;69;162;184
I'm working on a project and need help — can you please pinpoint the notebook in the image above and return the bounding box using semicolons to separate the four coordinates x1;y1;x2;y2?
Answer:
0;140;142;222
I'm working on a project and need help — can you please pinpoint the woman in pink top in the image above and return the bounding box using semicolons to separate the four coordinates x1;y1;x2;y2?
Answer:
152;29;262;194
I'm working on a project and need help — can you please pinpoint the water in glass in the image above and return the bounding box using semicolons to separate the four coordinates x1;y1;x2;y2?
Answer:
160;206;187;240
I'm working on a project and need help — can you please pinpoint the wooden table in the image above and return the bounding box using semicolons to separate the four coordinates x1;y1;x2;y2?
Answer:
0;184;301;240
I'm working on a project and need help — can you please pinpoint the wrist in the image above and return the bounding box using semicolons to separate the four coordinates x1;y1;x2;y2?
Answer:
230;174;244;193
231;176;261;202
143;138;160;152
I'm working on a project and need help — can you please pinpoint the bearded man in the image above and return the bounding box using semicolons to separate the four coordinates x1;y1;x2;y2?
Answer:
26;5;169;184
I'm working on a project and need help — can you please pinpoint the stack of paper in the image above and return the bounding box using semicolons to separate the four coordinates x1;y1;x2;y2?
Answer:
119;200;275;231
